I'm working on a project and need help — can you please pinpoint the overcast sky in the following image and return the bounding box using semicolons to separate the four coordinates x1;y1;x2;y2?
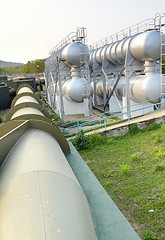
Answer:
0;0;164;63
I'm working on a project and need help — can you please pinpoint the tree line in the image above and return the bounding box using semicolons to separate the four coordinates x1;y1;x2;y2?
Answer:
0;59;46;75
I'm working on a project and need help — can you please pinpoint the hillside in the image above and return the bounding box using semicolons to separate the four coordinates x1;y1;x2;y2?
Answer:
0;60;23;68
74;124;165;240
0;59;46;75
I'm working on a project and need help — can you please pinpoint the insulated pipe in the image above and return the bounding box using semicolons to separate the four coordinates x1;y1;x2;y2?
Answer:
0;84;97;239
0;129;97;240
90;30;163;66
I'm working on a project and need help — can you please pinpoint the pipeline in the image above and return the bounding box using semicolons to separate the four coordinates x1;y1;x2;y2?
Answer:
0;84;97;240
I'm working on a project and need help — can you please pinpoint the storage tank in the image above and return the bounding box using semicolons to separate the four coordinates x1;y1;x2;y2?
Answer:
62;42;89;68
89;30;164;65
129;30;161;61
116;73;165;103
62;69;91;102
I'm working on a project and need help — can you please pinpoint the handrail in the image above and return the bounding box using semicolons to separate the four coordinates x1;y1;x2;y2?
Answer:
49;27;87;55
59;95;165;137
89;18;156;50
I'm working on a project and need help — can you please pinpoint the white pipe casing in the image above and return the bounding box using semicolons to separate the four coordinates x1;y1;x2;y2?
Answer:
0;129;97;240
14;96;39;106
0;85;97;240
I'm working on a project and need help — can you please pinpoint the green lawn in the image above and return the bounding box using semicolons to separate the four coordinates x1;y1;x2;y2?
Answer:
78;124;165;240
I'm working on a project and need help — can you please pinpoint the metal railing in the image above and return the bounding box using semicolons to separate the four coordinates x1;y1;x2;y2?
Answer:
59;96;165;137
49;27;87;55
89;17;159;50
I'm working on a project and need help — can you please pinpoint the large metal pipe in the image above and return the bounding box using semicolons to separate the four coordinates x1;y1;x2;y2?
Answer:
90;30;163;66
92;61;165;103
0;84;97;240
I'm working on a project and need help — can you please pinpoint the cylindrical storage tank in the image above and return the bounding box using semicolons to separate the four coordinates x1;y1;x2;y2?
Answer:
101;45;109;62
129;30;161;61
116;74;165;103
105;42;117;65
122;36;132;59
110;41;123;64
62;77;91;102
61;42;89;68
130;73;165;103
116;38;131;63
0;128;97;240
95;80;111;98
95;48;102;64
89;51;94;66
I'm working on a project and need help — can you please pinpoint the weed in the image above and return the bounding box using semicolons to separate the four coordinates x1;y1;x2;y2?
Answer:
154;136;161;144
88;133;106;147
0;114;2;123
155;165;165;172
156;149;165;159
130;153;142;162
119;164;131;176
143;230;159;240
160;122;165;131
146;122;160;131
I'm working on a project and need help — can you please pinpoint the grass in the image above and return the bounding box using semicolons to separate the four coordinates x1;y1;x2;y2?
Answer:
77;123;165;240
0;113;2;123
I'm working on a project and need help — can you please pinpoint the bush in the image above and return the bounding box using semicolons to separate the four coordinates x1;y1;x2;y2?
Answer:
146;122;160;131
72;131;90;151
128;124;139;135
88;133;106;147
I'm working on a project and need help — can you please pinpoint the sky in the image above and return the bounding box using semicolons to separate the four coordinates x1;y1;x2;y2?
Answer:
0;0;165;64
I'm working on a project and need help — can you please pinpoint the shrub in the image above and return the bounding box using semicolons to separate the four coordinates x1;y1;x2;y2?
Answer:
146;122;160;131
88;133;106;147
72;131;90;151
128;124;139;135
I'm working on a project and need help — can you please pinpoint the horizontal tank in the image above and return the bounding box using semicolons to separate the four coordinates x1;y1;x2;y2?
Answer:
61;42;89;68
91;80;111;98
62;76;91;102
89;30;163;66
116;73;165;103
